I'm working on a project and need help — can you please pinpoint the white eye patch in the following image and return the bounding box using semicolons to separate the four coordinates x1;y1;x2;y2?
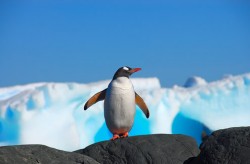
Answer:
123;67;129;71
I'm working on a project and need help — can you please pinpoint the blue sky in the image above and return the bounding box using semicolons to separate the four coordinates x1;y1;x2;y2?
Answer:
1;0;250;87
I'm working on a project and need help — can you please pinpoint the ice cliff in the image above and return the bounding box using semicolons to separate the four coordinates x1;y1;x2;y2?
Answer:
0;73;249;151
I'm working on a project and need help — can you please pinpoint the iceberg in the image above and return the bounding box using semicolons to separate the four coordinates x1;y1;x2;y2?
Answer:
0;74;250;151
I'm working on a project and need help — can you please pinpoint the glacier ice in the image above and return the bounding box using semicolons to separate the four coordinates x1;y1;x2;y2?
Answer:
183;76;207;88
0;74;250;151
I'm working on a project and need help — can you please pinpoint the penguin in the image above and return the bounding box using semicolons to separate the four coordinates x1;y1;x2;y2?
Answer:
84;66;149;140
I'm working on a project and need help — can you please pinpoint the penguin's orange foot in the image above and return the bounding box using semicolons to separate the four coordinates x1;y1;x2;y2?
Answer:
121;132;129;138
111;134;120;140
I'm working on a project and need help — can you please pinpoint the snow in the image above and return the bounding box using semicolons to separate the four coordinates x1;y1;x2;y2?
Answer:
183;76;207;88
0;74;250;151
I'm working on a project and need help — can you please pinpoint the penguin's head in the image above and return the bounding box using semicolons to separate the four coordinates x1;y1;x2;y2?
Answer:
113;66;141;79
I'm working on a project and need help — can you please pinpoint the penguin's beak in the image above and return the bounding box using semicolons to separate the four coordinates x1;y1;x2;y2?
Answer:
129;68;141;74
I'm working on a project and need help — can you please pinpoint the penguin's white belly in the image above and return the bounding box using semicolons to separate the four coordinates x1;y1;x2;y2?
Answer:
104;78;135;134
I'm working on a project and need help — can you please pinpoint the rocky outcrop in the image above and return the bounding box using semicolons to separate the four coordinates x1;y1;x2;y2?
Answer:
0;127;250;164
0;134;199;164
0;144;99;164
189;126;250;164
76;134;199;164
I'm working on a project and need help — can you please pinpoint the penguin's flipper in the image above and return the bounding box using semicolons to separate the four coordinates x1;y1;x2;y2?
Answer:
84;89;107;110
135;92;150;118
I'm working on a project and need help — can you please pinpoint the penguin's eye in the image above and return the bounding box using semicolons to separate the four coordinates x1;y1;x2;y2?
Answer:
123;67;129;71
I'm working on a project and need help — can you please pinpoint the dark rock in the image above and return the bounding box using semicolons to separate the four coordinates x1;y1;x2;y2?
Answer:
75;134;200;164
0;144;99;164
3;127;249;164
190;126;250;164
